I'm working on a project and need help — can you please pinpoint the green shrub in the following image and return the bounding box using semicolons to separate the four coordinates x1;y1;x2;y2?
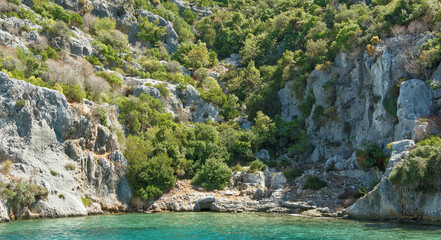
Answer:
50;170;58;176
298;91;315;117
390;135;441;192
277;157;291;169
65;163;76;171
42;20;71;45
382;85;399;117
356;143;388;171
247;160;266;173
92;41;124;67
95;30;129;53
62;83;86;102
93;17;116;32
85;56;104;67
118;94;172;135
182;8;197;24
137;18;166;44
283;168;304;182
70;13;83;27
354;186;369;199
0;179;48;215
303;175;327;190
127;153;177;200
174;41;212;69
192;158;232;190
7;0;21;5
231;164;244;172
155;83;170;98
15;100;26;110
96;71;123;87
81;197;93;207
98;108;108;126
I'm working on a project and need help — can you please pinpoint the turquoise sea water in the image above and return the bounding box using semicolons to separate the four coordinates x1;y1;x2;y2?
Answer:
0;212;440;240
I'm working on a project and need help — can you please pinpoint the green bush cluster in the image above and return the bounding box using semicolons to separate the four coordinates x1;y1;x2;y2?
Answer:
283;168;304;182
390;135;441;192
247;159;266;173
32;0;83;26
138;18;167;44
356;143;389;171
15;100;26;110
81;197;93;207
192;158;232;190
0;179;48;215
303;175;327;190
174;41;218;69
96;71;123;87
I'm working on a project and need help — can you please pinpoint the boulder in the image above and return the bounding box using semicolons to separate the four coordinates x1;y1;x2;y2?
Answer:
242;172;265;188
69;27;93;56
269;173;287;189
256;149;270;162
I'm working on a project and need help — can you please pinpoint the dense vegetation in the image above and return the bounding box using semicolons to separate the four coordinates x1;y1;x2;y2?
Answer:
1;0;441;202
390;135;441;192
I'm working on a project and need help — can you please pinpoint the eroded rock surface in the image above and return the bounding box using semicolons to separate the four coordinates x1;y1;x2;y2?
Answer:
0;73;130;221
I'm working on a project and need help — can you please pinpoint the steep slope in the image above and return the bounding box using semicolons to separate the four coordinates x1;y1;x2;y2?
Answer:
280;35;440;165
0;72;130;221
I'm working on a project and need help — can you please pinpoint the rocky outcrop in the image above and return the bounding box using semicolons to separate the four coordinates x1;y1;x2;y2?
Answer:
145;179;333;215
279;36;440;162
394;79;433;140
70;27;93;56
138;10;179;53
0;72;130;221
342;140;441;222
131;77;220;123
170;0;213;18
0;201;9;222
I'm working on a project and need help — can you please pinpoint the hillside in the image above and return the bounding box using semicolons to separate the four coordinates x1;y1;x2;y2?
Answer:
0;0;441;223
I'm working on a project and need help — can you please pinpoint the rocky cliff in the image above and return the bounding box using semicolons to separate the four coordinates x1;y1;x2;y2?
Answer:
0;72;130;221
280;36;440;164
0;0;440;224
278;35;441;222
344;140;441;223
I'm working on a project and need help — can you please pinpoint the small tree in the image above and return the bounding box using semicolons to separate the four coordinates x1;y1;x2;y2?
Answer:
252;111;276;150
127;153;176;200
192;158;232;190
138;18;166;44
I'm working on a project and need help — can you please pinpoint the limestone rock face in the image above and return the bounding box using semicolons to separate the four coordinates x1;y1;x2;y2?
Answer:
242;172;265;188
256;149;270;162
270;173;287;190
70;27;93;56
0;201;9;222
0;73;130;221
394;79;433;140
279;36;440;161
342;140;441;222
131;78;220;123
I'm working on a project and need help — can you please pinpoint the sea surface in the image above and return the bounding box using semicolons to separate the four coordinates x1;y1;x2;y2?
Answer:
0;212;440;239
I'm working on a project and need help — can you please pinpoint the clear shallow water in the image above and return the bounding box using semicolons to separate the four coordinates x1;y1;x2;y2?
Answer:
0;213;440;240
